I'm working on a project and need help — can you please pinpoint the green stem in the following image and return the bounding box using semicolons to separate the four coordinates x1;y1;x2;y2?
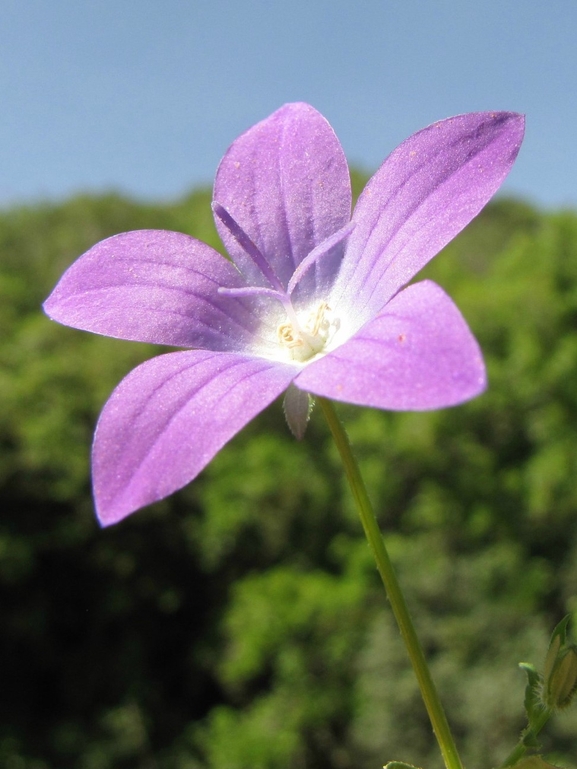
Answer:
498;708;552;768
319;397;464;769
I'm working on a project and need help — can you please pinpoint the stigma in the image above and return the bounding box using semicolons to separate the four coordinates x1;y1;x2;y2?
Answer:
277;301;338;363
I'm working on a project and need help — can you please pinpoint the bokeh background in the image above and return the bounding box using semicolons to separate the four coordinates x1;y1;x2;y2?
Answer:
2;2;577;768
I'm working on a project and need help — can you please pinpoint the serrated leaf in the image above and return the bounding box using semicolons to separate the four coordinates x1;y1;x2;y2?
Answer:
519;662;543;724
521;730;541;749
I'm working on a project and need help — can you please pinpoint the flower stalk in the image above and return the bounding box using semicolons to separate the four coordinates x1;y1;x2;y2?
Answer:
319;397;464;769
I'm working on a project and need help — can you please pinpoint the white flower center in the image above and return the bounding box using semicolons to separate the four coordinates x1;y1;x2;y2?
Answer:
277;301;339;362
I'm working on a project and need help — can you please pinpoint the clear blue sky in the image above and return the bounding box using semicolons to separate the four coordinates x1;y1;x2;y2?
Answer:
1;0;575;209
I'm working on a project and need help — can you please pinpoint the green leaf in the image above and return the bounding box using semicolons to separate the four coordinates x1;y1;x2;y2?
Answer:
519;662;543;725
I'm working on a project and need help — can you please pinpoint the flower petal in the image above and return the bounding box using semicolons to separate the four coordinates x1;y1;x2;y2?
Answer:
93;351;297;525
331;112;525;332
295;280;485;410
213;102;351;299
43;230;267;351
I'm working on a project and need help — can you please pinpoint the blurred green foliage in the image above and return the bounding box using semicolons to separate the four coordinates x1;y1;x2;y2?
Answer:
1;185;577;769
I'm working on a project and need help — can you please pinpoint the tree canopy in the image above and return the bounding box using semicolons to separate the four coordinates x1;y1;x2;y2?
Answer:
1;187;577;768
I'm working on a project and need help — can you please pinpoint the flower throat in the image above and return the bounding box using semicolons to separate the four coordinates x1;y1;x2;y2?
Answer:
213;202;347;362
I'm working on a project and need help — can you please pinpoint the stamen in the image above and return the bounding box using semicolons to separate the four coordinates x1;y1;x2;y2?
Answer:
212;202;284;292
212;204;347;363
276;301;337;363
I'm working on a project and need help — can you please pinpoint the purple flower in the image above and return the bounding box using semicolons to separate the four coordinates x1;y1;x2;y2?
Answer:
43;103;524;526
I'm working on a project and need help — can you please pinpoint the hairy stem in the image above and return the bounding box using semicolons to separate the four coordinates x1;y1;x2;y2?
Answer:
498;708;552;768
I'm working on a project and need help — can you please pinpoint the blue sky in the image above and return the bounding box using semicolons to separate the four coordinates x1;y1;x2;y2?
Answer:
1;0;576;209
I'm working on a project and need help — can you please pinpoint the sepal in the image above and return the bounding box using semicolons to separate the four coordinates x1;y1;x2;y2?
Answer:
542;615;577;710
543;616;571;682
544;646;577;710
283;384;314;439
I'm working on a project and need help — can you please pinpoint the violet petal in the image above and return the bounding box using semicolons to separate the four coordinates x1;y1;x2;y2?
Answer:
213;102;351;299
93;350;297;525
295;280;486;410
43;230;267;351
331;112;525;332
